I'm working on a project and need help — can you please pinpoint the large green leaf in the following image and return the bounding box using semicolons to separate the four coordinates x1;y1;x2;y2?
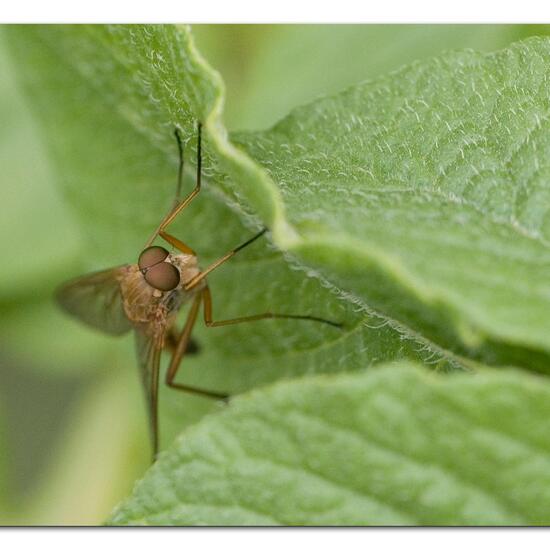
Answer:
6;24;550;526
232;37;550;370
8;26;550;376
5;24;457;418
109;363;550;526
193;24;550;131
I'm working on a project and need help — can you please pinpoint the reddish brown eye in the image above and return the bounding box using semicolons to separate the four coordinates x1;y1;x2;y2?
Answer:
144;262;180;291
138;246;169;270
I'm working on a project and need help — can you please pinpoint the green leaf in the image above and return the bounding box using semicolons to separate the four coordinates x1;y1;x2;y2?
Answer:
6;24;550;526
8;26;550;374
194;24;550;131
109;363;550;526
232;36;550;370
0;33;80;299
4;23;459;445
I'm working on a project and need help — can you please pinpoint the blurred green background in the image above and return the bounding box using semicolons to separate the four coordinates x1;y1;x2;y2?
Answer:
1;24;549;525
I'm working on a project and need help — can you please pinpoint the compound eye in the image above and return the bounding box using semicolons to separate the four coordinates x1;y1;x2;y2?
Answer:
138;246;169;270
144;262;180;291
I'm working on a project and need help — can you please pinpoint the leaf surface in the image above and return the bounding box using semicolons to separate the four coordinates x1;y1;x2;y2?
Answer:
110;363;550;526
5;25;453;448
231;38;550;369
9;27;550;370
6;24;550;527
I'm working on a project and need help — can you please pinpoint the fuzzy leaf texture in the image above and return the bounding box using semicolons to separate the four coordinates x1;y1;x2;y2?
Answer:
7;26;550;372
6;25;550;526
232;38;550;370
4;23;465;446
109;364;550;526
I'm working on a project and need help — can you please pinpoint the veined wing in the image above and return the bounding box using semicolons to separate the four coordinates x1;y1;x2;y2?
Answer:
135;323;202;458
134;327;163;458
55;266;132;335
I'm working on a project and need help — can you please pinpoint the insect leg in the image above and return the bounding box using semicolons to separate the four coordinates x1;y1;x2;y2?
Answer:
165;293;229;400
202;285;342;328
173;127;185;203
144;121;203;248
158;230;197;256
165;327;200;355
184;228;267;291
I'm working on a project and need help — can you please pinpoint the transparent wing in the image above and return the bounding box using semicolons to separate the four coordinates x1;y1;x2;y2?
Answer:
135;328;163;457
55;266;132;335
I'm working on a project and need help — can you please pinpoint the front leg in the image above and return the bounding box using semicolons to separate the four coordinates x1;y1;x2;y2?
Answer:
144;122;203;248
159;230;197;256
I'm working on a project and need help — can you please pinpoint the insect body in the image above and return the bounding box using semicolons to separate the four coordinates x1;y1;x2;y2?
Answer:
125;247;203;328
57;123;340;460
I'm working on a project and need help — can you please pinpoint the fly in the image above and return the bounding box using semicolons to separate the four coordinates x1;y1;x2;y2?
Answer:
56;122;341;460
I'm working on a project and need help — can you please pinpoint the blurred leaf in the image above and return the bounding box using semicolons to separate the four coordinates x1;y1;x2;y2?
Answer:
193;24;550;131
0;298;130;375
0;353;85;510
110;363;550;526
19;368;150;525
0;397;8;519
0;32;137;525
0;32;81;299
0;31;120;378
